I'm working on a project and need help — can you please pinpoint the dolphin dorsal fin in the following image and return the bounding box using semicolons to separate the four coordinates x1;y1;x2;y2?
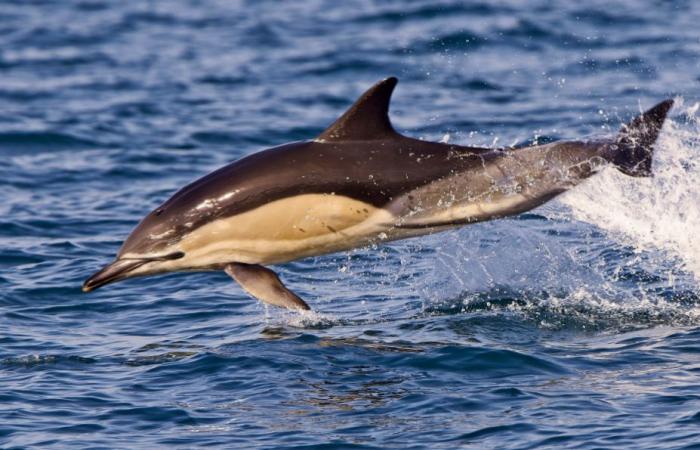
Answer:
317;77;399;142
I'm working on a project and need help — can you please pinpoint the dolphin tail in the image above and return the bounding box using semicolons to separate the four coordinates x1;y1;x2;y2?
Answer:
609;99;673;177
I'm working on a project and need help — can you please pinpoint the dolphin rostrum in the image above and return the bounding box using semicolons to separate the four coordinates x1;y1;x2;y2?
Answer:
83;77;673;311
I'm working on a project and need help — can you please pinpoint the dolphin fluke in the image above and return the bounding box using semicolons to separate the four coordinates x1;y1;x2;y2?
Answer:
611;99;673;177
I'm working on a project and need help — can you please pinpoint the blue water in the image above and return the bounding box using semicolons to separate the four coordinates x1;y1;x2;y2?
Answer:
2;1;700;448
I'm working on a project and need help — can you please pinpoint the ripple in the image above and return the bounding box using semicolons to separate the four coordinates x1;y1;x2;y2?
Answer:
421;30;486;51
0;131;99;152
351;3;504;25
1;354;96;369
387;345;567;376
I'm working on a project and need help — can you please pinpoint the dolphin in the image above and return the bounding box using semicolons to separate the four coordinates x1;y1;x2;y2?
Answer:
83;77;673;311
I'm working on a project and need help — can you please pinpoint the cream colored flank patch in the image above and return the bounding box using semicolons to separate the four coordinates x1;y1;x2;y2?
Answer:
177;193;394;265
127;189;550;274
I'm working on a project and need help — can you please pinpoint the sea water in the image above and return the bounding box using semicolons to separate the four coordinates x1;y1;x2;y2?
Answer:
1;1;699;448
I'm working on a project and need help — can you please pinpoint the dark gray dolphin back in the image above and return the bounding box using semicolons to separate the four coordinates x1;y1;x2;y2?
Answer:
118;78;491;257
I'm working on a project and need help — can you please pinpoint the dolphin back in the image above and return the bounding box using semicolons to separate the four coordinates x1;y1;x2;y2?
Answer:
610;99;673;177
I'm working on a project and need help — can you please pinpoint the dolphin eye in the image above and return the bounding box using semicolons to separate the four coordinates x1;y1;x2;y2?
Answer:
154;208;164;216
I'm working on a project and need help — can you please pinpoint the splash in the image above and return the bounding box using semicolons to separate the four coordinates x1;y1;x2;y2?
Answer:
278;309;340;329
561;99;700;281
421;101;700;330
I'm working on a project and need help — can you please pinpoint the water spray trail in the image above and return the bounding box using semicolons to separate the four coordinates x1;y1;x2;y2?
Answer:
561;99;700;283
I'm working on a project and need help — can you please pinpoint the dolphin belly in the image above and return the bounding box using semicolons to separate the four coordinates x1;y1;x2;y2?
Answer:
176;193;396;265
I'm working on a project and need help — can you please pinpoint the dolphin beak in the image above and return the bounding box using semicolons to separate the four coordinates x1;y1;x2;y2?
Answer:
82;251;185;292
82;259;150;292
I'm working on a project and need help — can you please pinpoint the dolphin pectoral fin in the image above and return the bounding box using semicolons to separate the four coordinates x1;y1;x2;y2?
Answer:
224;263;311;311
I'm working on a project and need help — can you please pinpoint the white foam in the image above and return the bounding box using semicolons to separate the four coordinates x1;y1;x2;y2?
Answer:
560;98;700;281
283;309;340;329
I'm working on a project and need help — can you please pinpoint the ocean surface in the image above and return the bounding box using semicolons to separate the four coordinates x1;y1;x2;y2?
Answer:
1;1;700;448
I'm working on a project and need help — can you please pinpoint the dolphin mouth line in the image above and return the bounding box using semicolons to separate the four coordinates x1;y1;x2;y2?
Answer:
82;251;185;293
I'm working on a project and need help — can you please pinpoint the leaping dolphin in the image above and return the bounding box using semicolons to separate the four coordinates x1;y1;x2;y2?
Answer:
83;77;673;311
